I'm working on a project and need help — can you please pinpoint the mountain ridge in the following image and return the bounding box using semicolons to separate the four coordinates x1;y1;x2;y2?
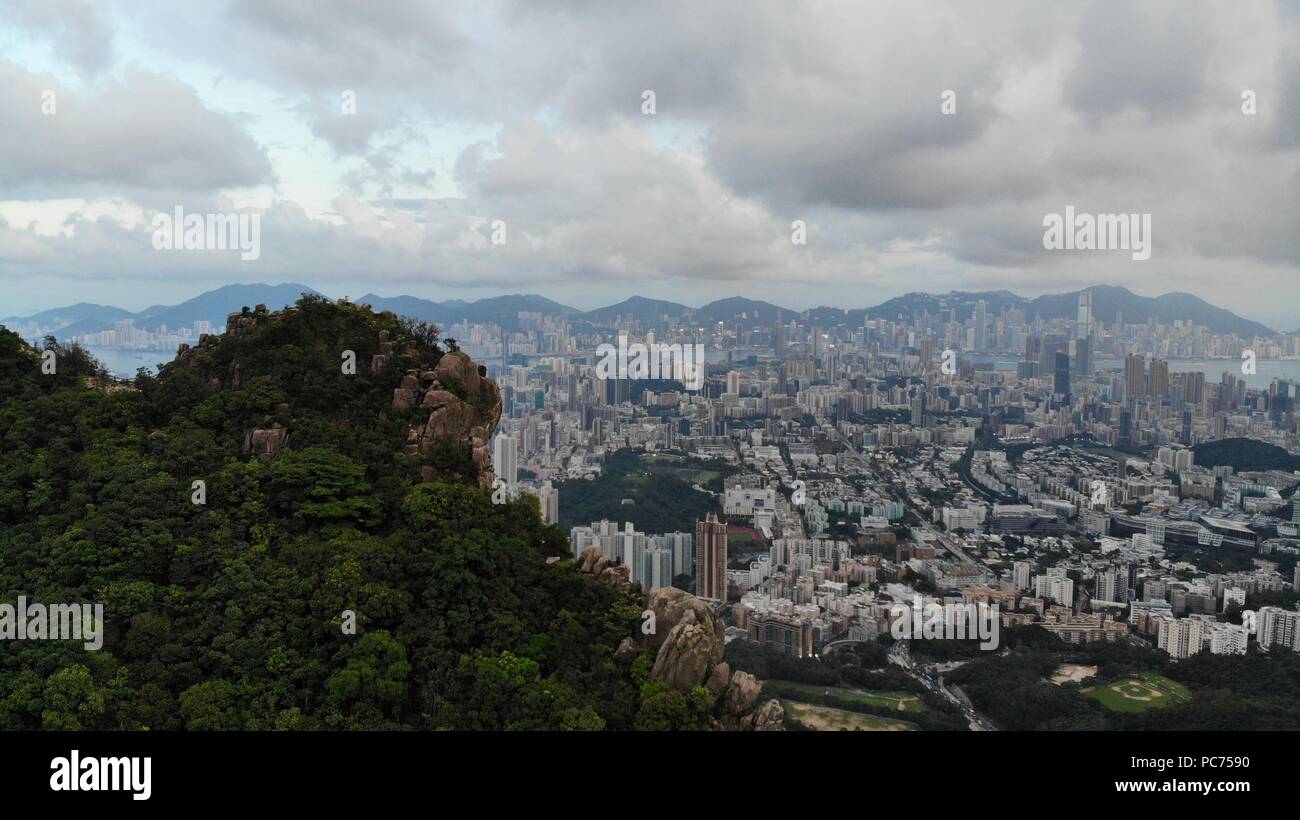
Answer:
3;282;1280;338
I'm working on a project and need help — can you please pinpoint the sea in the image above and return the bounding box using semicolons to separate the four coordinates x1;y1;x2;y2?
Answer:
966;355;1300;391
86;347;177;378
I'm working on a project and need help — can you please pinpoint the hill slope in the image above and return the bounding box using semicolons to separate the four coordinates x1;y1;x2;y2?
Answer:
0;297;753;730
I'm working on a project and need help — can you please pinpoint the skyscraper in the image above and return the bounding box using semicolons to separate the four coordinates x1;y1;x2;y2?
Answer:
695;513;728;600
1094;566;1122;602
1148;358;1169;402
1124;354;1146;403
536;480;559;524
492;432;518;488
974;300;988;353
1053;352;1070;400
910;391;927;426
1074;290;1092;375
726;370;741;395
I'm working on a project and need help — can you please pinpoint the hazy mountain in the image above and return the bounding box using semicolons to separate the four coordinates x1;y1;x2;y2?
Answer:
131;283;321;332
357;293;577;329
1027;285;1273;337
353;293;444;322
578;296;689;324
8;283;1279;342
695;296;787;324
862;290;1026;323
1;302;134;331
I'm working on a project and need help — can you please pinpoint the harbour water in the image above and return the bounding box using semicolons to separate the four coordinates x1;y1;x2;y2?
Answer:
959;355;1300;391
85;347;175;378
86;345;1300;389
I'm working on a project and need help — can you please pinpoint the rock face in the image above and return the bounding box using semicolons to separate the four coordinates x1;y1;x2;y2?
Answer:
723;671;761;715
570;554;787;730
705;662;731;697
400;350;502;490
651;608;724;692
748;699;784;731
243;424;288;460
576;547;632;591
644;587;721;653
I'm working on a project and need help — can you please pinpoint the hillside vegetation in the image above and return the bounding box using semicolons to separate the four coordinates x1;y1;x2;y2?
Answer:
0;296;708;730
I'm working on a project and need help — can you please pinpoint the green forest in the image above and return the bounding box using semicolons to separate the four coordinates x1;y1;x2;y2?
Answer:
0;297;708;730
945;626;1300;730
557;449;718;533
1193;437;1300;473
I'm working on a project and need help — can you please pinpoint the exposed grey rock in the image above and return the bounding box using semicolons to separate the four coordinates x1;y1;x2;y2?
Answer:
652;610;724;692
644;587;723;654
748;699;785;731
615;637;638;658
243;425;289;461
724;671;761;715
706;662;731;697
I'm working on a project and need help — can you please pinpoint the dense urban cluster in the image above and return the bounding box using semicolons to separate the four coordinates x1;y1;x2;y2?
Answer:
469;289;1300;721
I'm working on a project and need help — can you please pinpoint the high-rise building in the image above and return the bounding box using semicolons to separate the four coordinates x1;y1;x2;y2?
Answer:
1124;354;1146;403
535;480;559;525
1157;617;1207;659
1074;291;1092;375
492;432;518;488
1258;606;1300;652
1034;574;1074;606
974;300;988;353
1148;358;1169;402
1012;560;1033;591
726;370;741;395
695;513;728;600
642;546;674;590
1094;566;1123;602
1053;352;1070;400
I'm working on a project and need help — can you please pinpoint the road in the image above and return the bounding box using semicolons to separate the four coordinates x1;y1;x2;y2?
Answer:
888;640;997;731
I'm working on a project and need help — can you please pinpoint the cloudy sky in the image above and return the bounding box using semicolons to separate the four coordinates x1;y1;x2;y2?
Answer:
1;0;1297;328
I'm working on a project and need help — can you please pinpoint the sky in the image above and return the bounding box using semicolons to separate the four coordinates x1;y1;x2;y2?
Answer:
0;0;1297;329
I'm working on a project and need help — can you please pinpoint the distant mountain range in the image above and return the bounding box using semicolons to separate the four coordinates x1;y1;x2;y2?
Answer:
2;282;1280;340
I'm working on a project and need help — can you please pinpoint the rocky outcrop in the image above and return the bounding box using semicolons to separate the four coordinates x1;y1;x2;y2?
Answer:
576;547;632;591
243;424;288;461
705;662;730;697
748;699;784;731
224;304;270;338
651;607;724;692
615;637;639;658
723;671;761;715
399;350;502;490
644;587;721;653
571;567;786;731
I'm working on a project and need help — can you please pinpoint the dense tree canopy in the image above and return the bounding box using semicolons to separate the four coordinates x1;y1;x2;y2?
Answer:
0;298;690;730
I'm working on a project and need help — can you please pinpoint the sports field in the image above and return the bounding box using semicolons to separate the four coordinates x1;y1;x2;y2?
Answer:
766;679;926;712
784;702;917;731
1083;671;1191;713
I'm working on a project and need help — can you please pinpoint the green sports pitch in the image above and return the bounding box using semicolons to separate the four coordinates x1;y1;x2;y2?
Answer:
1083;671;1191;713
